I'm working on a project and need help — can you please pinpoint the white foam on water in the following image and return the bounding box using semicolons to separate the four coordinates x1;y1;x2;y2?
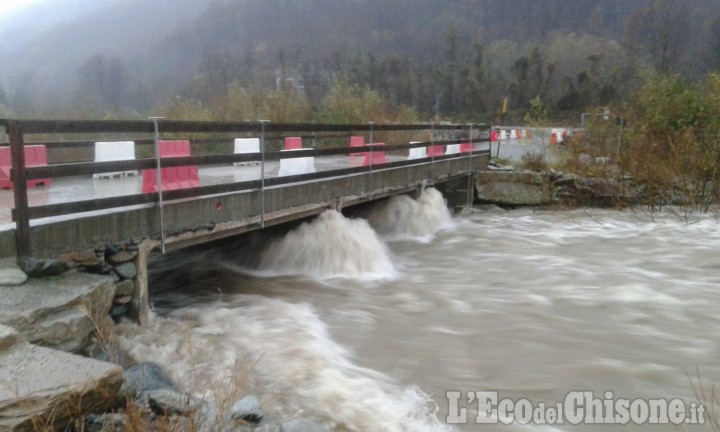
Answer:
118;296;454;432
362;188;454;242
257;209;397;280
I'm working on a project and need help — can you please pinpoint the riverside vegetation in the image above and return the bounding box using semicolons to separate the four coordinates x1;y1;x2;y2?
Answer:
512;73;720;216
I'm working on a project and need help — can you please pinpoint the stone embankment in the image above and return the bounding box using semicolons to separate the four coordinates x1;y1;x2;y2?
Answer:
0;256;330;431
477;165;641;207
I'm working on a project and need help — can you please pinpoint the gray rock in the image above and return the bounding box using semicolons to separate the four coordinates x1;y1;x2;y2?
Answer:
18;257;70;277
58;249;104;270
114;295;133;304
0;334;123;431
84;338;132;368
122;362;179;398
109;304;129;322
230;395;264;424
0;324;25;352
114;262;137;279
145;388;205;416
0;268;28;286
0;272;115;352
109;250;138;264
115;279;135;296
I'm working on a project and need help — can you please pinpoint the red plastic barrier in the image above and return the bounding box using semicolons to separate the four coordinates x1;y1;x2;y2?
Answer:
349;136;365;156
159;139;190;157
460;143;473;153
490;130;499;142
142;140;200;193
362;143;387;166
427;145;444;157
550;133;558;145
284;137;302;150
0;145;52;190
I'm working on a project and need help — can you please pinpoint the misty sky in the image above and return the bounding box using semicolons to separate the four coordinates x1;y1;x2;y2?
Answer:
0;0;43;16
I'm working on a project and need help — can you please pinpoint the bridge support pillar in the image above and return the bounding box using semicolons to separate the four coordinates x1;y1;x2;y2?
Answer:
435;174;476;211
130;239;159;325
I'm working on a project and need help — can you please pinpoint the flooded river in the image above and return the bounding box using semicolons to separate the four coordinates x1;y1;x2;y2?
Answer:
117;190;720;431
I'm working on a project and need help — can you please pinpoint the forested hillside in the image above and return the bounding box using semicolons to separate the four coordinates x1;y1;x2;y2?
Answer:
0;0;718;123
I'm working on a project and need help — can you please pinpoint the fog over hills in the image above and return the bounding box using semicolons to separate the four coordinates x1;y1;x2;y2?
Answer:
0;0;718;120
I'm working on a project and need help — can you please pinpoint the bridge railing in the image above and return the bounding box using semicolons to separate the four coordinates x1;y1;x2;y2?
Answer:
0;119;490;256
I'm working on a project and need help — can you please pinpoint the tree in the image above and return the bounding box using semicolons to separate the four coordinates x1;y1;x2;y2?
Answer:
76;54;131;113
710;15;720;69
626;0;689;73
320;79;387;124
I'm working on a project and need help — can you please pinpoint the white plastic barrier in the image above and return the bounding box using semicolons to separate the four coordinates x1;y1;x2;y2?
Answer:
233;138;260;166
500;130;509;140
445;144;461;155
520;129;528;138
278;149;316;176
407;142;427;160
93;141;137;179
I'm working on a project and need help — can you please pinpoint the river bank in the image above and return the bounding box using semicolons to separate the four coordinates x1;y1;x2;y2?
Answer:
1;182;718;431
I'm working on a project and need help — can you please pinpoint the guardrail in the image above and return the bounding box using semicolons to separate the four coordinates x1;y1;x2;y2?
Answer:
0;119;491;256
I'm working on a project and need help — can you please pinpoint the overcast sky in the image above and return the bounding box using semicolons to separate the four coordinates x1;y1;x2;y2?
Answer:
0;0;44;17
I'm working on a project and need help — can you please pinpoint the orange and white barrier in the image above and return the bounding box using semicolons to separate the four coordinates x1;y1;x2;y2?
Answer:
93;141;137;179
233;138;260;166
284;137;302;150
427;145;444;157
0;145;52;190
408;142;427;160
363;143;387;166
349;136;365;157
142;140;200;193
278;148;317;176
445;144;461;155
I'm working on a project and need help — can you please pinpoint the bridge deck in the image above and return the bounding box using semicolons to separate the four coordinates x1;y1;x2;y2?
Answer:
0;151;489;258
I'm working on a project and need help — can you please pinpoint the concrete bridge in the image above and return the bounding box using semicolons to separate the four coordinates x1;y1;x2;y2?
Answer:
0;119;491;323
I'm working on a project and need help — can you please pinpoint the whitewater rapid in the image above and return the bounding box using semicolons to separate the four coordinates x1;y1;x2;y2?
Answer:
118;194;720;431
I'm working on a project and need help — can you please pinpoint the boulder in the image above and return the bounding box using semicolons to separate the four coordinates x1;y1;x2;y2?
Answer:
114;262;137;280
114;295;133;305
108;250;138;265
121;362;179;398
0;271;115;352
17;257;69;277
114;279;135;296
0;325;123;432
58;249;104;271
230;395;263;424
0;268;28;286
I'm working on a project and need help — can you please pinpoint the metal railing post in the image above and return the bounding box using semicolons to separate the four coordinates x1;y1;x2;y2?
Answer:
430;122;436;182
149;117;166;254
368;121;374;200
8;120;30;257
259;120;269;228
466;123;474;209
